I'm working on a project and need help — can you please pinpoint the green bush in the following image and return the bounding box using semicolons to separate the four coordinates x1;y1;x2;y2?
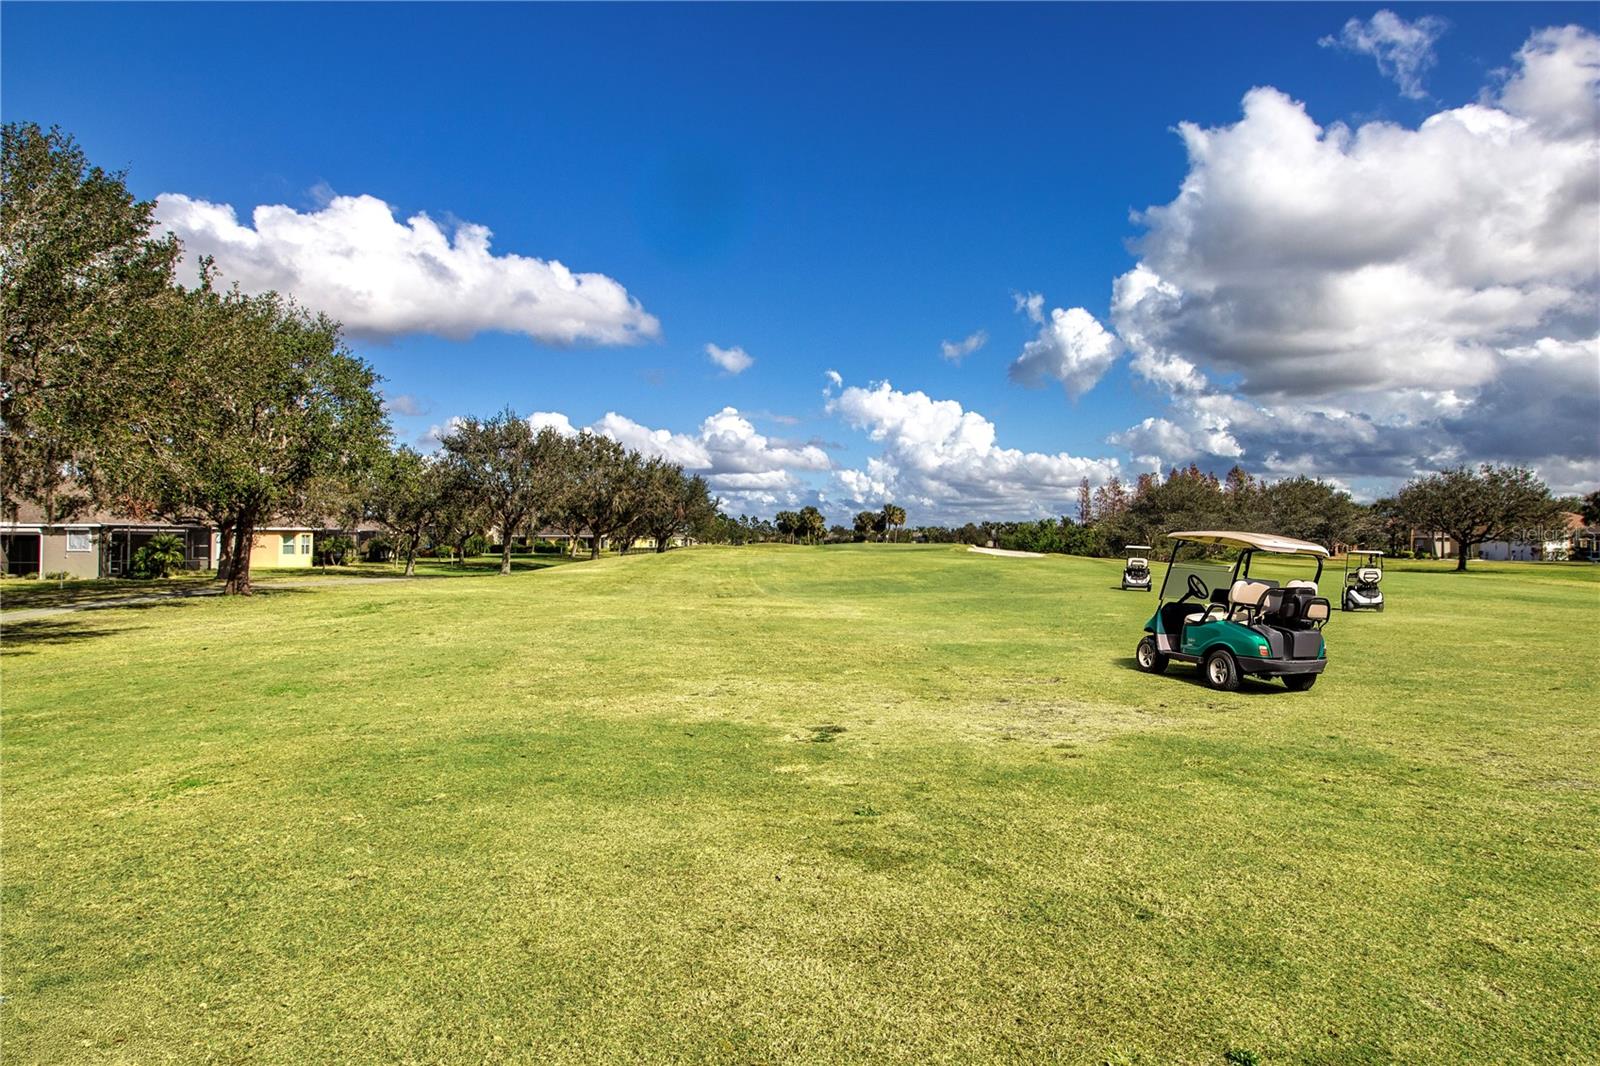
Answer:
43;570;70;581
317;534;355;566
462;534;489;558
131;533;186;578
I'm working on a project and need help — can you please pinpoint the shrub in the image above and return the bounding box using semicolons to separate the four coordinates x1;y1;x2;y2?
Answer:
43;570;70;581
317;535;355;566
462;534;489;558
131;533;186;578
363;535;393;562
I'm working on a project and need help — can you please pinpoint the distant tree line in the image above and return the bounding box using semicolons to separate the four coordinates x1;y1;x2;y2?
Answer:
358;410;716;576
887;463;1575;572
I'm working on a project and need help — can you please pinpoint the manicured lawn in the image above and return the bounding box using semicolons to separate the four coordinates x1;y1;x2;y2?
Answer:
3;546;1596;1063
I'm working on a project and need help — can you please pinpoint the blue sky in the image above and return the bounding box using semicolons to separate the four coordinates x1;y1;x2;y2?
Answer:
5;3;1597;519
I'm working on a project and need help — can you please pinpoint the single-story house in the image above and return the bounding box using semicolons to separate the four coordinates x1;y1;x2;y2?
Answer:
312;521;388;562
1479;513;1591;562
1409;529;1461;559
218;525;318;571
0;498;324;579
1;500;212;579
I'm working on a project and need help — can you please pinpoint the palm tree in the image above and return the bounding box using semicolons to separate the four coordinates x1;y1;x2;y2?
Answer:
882;503;906;543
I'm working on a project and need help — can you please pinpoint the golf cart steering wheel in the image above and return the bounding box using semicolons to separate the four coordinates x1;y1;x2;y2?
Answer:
1179;574;1207;603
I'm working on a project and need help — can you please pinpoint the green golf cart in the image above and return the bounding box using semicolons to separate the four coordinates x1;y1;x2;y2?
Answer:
1134;530;1333;691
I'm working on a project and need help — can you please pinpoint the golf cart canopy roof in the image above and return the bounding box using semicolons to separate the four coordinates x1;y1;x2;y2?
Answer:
1126;545;1152;551
1349;548;1385;556
1167;530;1330;557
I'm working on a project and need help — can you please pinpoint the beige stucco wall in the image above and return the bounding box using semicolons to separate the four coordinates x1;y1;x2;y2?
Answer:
40;530;103;579
247;530;315;569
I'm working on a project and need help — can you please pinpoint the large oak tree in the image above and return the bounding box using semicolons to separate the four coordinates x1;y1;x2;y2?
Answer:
1;123;179;526
1396;464;1561;571
440;410;567;574
115;278;386;594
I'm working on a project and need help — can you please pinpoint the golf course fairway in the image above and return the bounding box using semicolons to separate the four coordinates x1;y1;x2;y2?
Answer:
3;545;1596;1063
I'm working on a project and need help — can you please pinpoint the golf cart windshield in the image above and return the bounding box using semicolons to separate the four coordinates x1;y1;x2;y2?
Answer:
1160;550;1233;603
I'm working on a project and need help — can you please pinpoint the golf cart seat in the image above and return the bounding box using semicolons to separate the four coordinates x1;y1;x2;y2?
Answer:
1304;600;1330;623
1354;568;1381;585
1286;579;1318;593
1226;579;1272;622
1184;579;1270;625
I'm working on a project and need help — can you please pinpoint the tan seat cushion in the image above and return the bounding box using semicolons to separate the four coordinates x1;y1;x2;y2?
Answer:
1286;579;1318;593
1229;579;1271;612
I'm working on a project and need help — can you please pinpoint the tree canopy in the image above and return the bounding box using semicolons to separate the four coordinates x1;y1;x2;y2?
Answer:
1394;464;1561;571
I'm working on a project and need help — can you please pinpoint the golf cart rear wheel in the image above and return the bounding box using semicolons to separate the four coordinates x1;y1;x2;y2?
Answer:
1136;636;1168;674
1203;649;1240;692
1283;673;1317;691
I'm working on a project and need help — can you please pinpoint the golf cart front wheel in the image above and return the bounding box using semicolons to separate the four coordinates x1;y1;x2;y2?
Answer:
1283;673;1317;691
1203;649;1240;692
1136;636;1168;674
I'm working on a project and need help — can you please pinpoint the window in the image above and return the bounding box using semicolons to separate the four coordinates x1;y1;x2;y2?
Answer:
301;533;313;554
281;534;296;555
67;531;92;552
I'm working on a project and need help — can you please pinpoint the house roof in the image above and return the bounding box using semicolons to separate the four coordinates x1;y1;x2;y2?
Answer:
3;496;311;532
4;497;193;528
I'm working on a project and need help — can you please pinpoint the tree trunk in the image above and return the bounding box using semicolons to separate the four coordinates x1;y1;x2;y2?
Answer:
500;541;513;575
590;531;602;560
215;521;234;580
224;515;256;595
404;545;417;577
1455;541;1470;571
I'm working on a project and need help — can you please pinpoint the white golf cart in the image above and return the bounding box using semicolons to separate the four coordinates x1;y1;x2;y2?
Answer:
1121;545;1153;591
1341;549;1384;612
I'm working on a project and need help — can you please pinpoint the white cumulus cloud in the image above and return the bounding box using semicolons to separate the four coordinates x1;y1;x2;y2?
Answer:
828;379;1120;519
1321;10;1448;99
1009;304;1122;398
153;192;660;346
588;408;831;509
705;343;754;374
528;411;578;437
1104;24;1600;493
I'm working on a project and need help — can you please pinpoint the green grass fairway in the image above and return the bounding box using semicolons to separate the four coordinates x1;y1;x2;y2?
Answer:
4;546;1597;1063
